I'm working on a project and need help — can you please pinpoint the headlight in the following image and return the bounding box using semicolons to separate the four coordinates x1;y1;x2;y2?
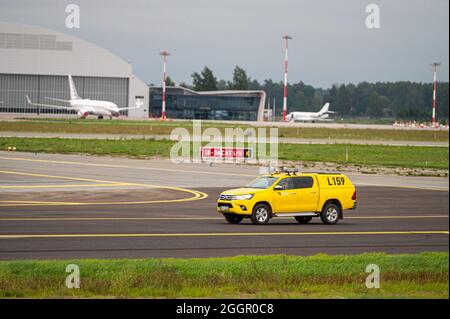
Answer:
234;194;254;200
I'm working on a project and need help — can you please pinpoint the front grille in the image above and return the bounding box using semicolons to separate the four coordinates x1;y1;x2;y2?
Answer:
219;194;235;201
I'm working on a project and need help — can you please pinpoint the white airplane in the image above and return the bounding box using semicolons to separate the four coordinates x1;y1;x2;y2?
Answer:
26;75;140;119
286;103;336;122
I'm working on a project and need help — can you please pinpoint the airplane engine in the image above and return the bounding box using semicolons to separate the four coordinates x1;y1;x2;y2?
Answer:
77;110;89;119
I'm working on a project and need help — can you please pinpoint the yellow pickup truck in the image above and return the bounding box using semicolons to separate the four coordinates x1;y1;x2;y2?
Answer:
217;170;357;225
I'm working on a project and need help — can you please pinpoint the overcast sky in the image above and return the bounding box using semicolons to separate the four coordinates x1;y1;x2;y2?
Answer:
1;0;448;88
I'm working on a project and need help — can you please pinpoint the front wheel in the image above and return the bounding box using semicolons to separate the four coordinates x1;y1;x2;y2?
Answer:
320;203;341;225
251;204;271;225
224;213;243;224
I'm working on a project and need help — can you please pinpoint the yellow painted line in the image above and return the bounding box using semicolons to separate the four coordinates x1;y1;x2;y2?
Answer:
0;217;222;221
0;230;448;239
0;169;121;184
0;215;447;221
0;156;256;177
0;169;208;205
0;200;82;205
0;183;133;189
0;193;208;206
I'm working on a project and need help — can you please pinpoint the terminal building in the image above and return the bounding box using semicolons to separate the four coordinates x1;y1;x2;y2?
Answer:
149;86;265;121
0;22;265;121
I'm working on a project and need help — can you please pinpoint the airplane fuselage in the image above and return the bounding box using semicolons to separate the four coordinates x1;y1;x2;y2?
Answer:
70;99;120;118
287;112;330;122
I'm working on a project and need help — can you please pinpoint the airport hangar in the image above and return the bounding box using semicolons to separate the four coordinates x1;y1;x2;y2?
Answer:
0;22;266;121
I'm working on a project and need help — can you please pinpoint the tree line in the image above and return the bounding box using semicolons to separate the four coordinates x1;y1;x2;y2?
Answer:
165;66;449;121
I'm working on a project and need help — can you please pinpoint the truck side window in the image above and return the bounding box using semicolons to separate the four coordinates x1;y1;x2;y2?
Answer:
275;178;292;190
293;177;314;189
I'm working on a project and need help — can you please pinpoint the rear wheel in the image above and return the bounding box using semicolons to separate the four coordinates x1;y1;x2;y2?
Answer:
295;216;313;224
251;204;271;225
320;203;341;225
224;213;243;224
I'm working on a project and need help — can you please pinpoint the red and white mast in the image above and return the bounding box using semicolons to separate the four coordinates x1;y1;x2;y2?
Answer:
160;50;170;121
282;35;292;121
430;62;441;127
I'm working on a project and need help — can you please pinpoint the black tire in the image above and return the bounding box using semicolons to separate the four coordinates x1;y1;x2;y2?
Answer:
224;213;243;224
320;203;341;225
250;204;271;225
295;216;313;224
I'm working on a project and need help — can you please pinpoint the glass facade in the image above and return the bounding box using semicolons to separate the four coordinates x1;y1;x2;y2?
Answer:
0;74;129;115
149;87;261;121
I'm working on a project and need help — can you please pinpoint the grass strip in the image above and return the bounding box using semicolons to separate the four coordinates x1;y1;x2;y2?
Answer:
0;253;447;298
0;137;448;169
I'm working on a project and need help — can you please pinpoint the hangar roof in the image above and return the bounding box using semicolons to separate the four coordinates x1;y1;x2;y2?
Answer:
0;21;134;78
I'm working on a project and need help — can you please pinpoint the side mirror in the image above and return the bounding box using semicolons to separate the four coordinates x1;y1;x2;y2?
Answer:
274;185;283;191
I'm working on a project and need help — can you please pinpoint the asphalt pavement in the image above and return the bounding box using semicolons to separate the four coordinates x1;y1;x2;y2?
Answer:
0;151;448;259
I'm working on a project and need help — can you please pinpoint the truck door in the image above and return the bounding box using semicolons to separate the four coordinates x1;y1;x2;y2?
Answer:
272;177;297;213
293;176;320;212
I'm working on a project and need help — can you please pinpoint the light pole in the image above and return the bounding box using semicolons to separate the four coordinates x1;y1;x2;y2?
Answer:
160;50;170;121
430;62;441;127
282;35;292;121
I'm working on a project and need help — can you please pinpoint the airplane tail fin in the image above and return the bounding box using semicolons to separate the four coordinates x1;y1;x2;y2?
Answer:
68;75;80;100
318;103;330;115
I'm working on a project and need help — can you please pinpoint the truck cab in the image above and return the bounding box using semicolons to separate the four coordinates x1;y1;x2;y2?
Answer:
217;169;357;225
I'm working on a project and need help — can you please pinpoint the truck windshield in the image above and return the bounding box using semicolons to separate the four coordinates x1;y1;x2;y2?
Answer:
245;176;279;189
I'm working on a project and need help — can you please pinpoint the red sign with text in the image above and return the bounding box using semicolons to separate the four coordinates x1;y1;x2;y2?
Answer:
201;147;252;159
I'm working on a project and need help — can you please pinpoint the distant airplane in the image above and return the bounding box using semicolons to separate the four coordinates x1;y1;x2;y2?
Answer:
26;75;140;119
286;103;336;122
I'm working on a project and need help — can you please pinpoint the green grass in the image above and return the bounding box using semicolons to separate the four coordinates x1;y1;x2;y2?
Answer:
1;119;448;142
0;253;447;298
0;137;172;158
278;144;449;170
0;137;448;169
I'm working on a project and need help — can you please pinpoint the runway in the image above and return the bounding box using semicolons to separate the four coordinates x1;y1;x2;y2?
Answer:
2;114;449;131
0;151;448;259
